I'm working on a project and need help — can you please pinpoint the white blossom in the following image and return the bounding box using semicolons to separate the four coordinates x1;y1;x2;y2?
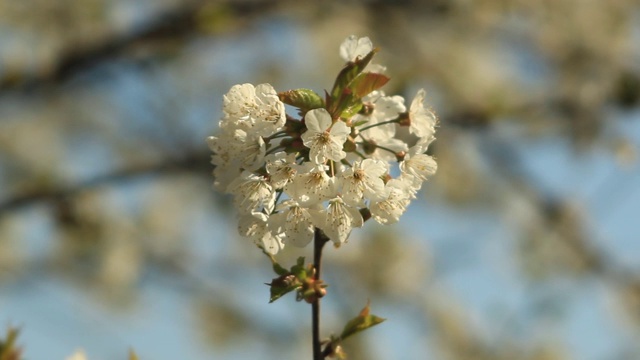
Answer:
400;136;437;182
265;151;298;189
234;132;266;171
340;35;373;62
212;166;240;192
351;91;408;162
270;200;320;247
316;196;363;246
354;91;405;139
228;172;276;214
370;178;413;224
340;159;388;206
301;108;350;164
221;83;286;137
238;212;283;254
252;83;287;137
408;89;437;138
207;129;266;190
285;162;337;205
208;37;440;253
354;137;408;163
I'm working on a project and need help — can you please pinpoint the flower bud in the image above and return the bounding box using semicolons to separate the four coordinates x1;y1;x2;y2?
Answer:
298;277;327;303
359;102;374;116
397;111;411;127
343;136;357;152
362;139;377;155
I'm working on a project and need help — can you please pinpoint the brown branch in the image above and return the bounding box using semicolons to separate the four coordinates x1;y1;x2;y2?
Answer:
0;152;210;216
0;0;279;93
312;228;329;360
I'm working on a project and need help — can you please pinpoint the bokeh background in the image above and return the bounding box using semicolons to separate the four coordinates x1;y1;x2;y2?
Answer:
1;1;640;359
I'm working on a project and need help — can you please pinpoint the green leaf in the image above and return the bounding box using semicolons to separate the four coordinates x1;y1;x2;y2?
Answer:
331;49;378;99
329;88;361;120
268;274;301;303
349;72;390;98
269;283;300;303
265;257;311;303
272;262;289;276
340;101;363;119
339;302;386;340
278;89;324;114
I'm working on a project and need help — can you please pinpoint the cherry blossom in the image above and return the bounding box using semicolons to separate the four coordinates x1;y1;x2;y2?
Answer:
270;200;320;247
339;35;373;62
317;196;363;246
228;172;275;214
340;159;388;206
407;89;437;138
238;212;283;255
369;178;413;224
208;35;439;253
400;136;438;182
301;108;350;164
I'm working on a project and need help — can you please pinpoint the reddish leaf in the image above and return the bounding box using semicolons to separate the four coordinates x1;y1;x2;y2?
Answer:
349;72;390;98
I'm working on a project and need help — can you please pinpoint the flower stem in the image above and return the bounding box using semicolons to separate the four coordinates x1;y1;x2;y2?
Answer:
356;117;400;133
264;130;288;141
265;145;285;155
312;228;329;360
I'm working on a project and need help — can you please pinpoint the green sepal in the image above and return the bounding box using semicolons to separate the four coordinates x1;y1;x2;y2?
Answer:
339;301;386;340
331;49;378;99
290;257;309;280
278;89;324;115
349;72;390;98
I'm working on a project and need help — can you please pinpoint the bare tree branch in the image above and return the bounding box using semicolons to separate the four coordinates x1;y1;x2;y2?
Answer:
0;152;210;215
0;0;279;93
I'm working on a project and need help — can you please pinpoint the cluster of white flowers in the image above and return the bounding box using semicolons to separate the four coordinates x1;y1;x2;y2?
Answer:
208;35;437;254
